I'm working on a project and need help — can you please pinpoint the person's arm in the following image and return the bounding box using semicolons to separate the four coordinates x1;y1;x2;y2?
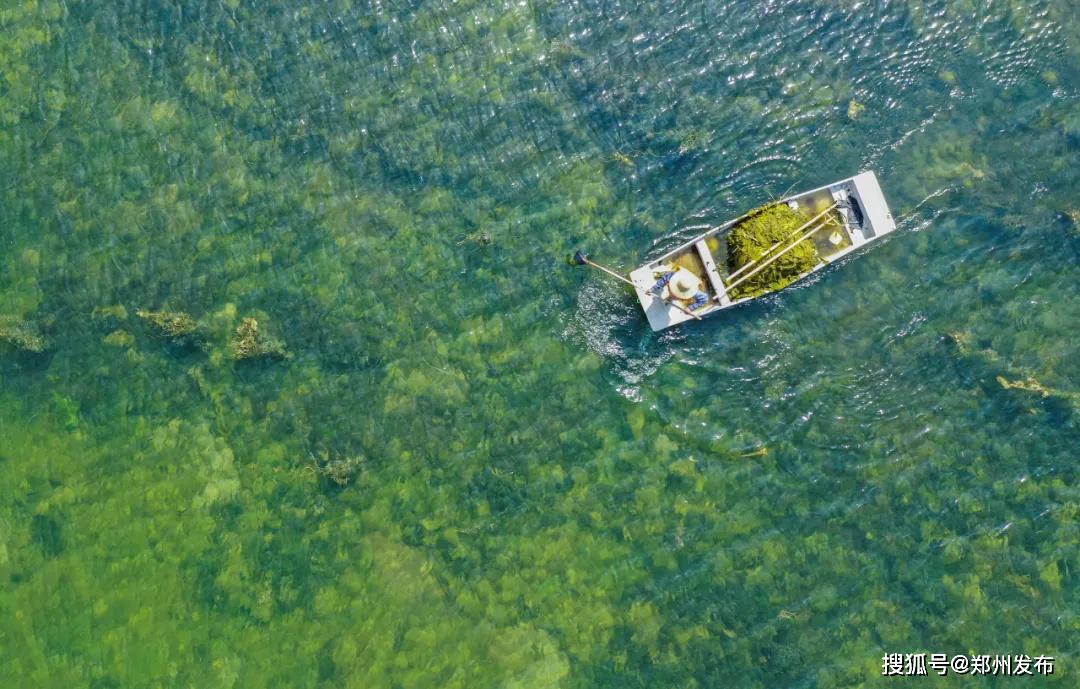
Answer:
650;271;675;295
688;291;709;310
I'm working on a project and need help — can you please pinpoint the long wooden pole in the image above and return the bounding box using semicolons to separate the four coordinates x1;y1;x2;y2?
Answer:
725;203;838;283
725;219;831;294
582;258;636;287
580;257;702;321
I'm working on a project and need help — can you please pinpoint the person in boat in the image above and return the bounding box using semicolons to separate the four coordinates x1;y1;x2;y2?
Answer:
650;266;709;311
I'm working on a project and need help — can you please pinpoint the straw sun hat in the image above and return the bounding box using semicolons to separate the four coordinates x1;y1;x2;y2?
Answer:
667;268;702;300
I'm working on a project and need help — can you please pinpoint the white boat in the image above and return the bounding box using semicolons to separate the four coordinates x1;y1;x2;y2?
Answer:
629;170;897;331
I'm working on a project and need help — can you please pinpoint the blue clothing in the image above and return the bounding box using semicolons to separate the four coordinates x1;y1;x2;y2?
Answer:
650;271;676;296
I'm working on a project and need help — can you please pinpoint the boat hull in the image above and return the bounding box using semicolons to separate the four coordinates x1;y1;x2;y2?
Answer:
630;171;896;331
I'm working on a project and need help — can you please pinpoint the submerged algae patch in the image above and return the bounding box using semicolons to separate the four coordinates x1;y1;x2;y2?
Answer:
0;316;46;353
306;449;365;487
136;309;203;345
30;513;64;557
726;204;819;299
229;317;288;361
997;375;1052;398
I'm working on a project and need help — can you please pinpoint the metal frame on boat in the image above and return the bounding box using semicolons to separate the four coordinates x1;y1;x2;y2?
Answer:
629;170;896;331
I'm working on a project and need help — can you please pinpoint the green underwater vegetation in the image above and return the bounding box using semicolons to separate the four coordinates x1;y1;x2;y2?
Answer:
307;451;365;487
1;0;1080;687
136;309;203;346
0;316;46;353
229;317;288;361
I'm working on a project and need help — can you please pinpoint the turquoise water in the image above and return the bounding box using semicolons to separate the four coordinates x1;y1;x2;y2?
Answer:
2;1;1079;686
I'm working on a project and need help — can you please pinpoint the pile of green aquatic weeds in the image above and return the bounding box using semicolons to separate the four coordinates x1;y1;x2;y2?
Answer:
726;203;819;299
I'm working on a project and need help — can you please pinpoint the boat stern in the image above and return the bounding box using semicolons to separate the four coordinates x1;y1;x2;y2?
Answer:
629;266;702;331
